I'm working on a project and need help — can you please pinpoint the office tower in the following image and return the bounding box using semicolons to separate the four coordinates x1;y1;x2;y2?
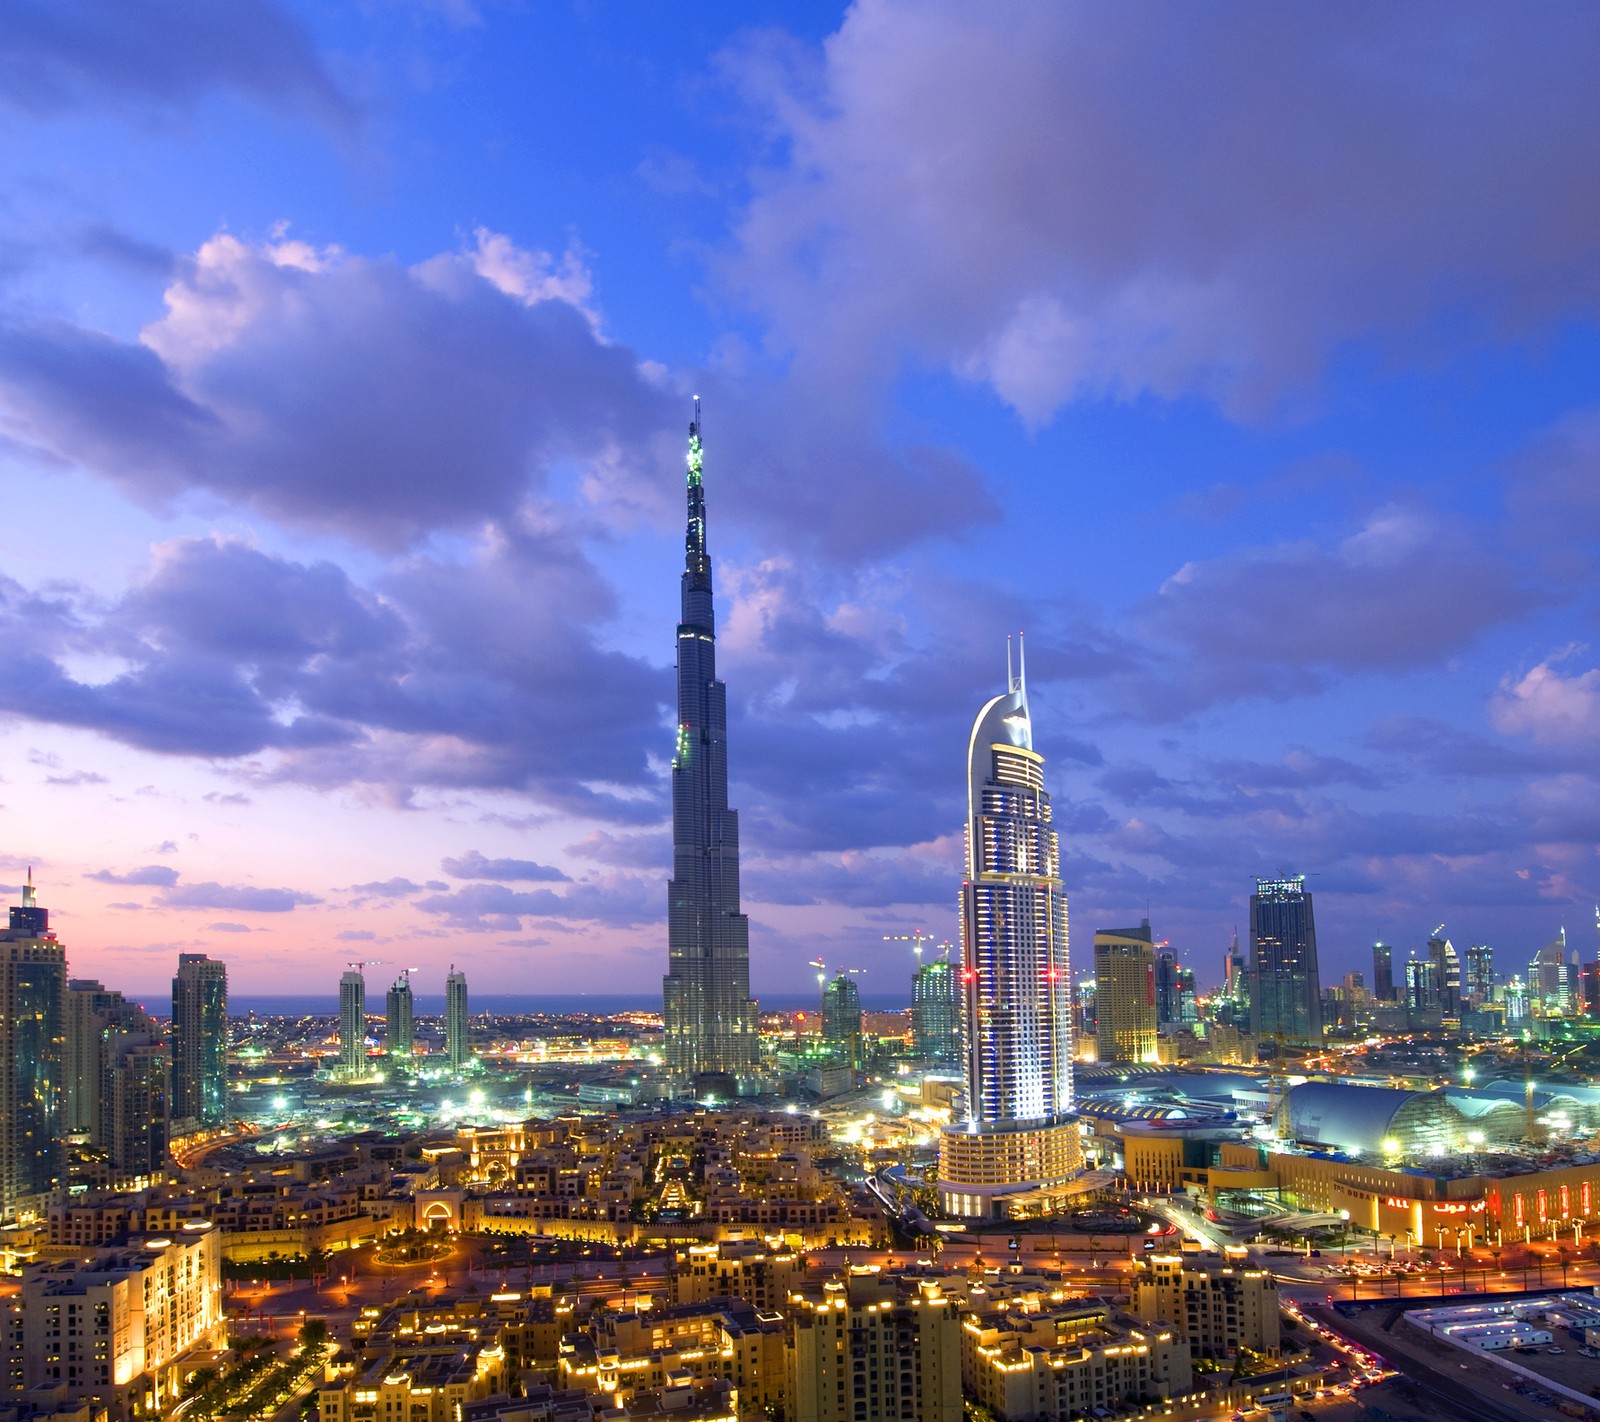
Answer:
339;968;366;1077
1372;942;1394;1003
100;1029;168;1176
939;645;1080;1218
1530;930;1578;1015
662;403;760;1094
0;874;65;1219
65;981;148;1138
385;971;414;1064
1582;960;1600;1020
786;1275;962;1422
1247;876;1323;1044
820;973;862;1071
1464;944;1495;1006
170;953;228;1129
1094;924;1158;1063
1428;930;1461;1013
1073;975;1097;1041
1502;975;1529;1023
912;957;961;1064
1405;958;1441;1015
445;966;469;1071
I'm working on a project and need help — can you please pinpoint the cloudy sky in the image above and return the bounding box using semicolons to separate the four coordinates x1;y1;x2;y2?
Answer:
3;0;1599;1002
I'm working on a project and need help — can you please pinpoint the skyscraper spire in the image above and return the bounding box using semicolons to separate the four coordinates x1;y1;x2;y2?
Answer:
663;401;759;1093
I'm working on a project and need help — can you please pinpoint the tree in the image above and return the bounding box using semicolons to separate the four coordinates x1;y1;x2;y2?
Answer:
298;1318;328;1353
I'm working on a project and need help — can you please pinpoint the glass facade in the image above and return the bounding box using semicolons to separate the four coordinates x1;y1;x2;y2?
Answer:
1247;876;1323;1045
912;959;961;1064
171;953;227;1127
446;968;469;1071
1;882;65;1218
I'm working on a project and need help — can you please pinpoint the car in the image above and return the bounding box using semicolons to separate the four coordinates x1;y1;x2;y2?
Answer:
1547;1347;1565;1355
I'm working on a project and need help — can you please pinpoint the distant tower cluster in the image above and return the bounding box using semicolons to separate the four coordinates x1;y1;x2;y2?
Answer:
333;963;469;1077
662;403;760;1096
939;641;1082;1219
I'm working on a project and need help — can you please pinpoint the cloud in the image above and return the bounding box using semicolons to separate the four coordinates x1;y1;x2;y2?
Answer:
348;878;427;900
0;0;349;124
725;1;1600;423
158;881;321;912
1492;655;1600;745
416;877;656;931
0;230;673;547
440;850;569;883
86;864;179;887
336;929;377;942
1129;507;1537;713
207;921;253;933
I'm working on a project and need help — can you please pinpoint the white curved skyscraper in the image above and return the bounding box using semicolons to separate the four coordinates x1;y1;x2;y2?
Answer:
940;643;1082;1218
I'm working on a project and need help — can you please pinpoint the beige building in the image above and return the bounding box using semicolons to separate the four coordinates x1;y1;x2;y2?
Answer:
786;1273;961;1422
963;1298;1192;1421
1094;927;1158;1064
318;1345;506;1422
2;1228;221;1418
1130;1254;1279;1360
670;1238;806;1313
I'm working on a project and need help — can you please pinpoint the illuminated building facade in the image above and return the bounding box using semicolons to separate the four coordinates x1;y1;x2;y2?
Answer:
820;974;862;1072
446;967;469;1071
1094;925;1158;1064
1247;876;1323;1044
912;958;961;1064
7;1227;221;1417
1372;941;1395;1002
170;953;227;1129
0;875;65;1220
662;404;759;1093
940;647;1081;1217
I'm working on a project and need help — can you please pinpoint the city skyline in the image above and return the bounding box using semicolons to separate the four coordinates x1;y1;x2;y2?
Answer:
5;4;1600;995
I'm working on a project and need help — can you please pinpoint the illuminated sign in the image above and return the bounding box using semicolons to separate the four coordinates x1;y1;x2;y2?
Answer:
1383;1197;1415;1209
1431;1201;1485;1215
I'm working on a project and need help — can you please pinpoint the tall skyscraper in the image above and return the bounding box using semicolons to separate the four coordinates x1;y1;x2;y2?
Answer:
101;1028;168;1176
338;968;366;1077
820;974;863;1072
445;966;469;1072
65;980;148;1137
0;873;65;1219
385;971;414;1064
1372;942;1394;1003
1428;930;1461;1014
940;645;1081;1218
912;958;961;1064
1464;943;1495;1006
1406;957;1441;1015
171;954;228;1129
1094;924;1158;1064
1529;930;1578;1015
662;403;759;1093
1247;876;1323;1045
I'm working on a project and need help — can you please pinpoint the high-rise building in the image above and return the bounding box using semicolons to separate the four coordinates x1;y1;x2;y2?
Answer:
1428;931;1461;1014
912;958;961;1064
385;971;414;1064
1094;924;1158;1064
339;968;366;1077
662;404;760;1095
445;966;469;1072
1405;958;1441;1016
65;980;149;1138
1152;949;1196;1027
1530;930;1578;1016
0;874;65;1220
170;953;228;1129
939;646;1080;1218
820;974;862;1071
1131;1254;1280;1361
1464;944;1495;1006
1247;876;1323;1045
100;1028;168;1177
1372;941;1394;1002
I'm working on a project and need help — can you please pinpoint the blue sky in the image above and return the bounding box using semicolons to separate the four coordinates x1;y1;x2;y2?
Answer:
2;0;1599;1000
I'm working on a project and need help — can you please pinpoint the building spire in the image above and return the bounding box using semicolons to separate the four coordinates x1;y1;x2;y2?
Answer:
684;398;710;586
21;866;34;909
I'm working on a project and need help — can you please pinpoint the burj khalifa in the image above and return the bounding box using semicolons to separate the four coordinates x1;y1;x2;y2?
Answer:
662;402;760;1093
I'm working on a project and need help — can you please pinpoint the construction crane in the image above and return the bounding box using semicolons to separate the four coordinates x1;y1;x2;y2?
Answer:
345;959;386;974
883;931;939;963
394;965;421;985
